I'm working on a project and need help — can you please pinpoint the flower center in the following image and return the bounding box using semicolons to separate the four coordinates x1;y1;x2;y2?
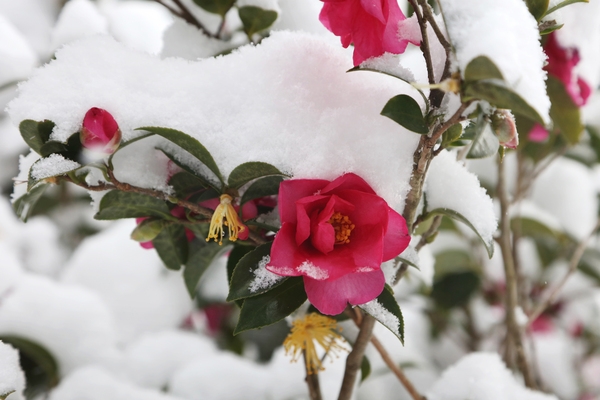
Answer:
206;194;246;245
328;212;355;245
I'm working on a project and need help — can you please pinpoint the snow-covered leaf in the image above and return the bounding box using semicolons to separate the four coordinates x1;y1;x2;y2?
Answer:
360;285;404;343
227;161;285;189
19;119;54;156
429;208;495;257
381;95;428;134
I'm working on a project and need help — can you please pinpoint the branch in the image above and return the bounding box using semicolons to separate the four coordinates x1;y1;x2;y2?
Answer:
304;350;323;400
153;0;218;39
526;219;600;328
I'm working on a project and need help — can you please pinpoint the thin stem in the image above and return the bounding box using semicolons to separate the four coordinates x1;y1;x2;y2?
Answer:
154;0;218;39
526;220;600;328
337;310;375;400
303;350;323;400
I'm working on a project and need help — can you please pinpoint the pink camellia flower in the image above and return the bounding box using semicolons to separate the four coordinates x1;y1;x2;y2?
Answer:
80;107;122;154
267;173;410;315
544;32;591;107
319;0;419;66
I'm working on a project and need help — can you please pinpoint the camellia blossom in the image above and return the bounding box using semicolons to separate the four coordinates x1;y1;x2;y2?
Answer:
80;107;122;154
267;173;410;315
283;312;347;374
319;0;419;66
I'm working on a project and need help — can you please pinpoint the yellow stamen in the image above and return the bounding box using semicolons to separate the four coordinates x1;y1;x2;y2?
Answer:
206;194;246;245
328;212;355;245
283;313;347;374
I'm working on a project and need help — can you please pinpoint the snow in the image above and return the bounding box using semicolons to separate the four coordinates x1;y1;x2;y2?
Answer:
248;255;283;293
8;31;421;210
237;0;281;13
30;154;80;180
361;299;401;337
0;14;37;87
51;0;108;51
297;261;329;280
61;220;193;343
270;0;331;36
533;332;579;400
361;52;416;83
427;352;559;400
0;341;25;400
11;151;40;202
439;0;550;124
425;150;497;248
161;19;233;60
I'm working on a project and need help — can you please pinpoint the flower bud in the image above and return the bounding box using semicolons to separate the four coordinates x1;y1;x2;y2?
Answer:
80;107;122;154
490;109;518;149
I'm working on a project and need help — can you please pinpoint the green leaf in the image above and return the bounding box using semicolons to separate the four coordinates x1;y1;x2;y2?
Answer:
464;56;503;82
234;277;306;334
463;80;545;125
539;21;564;35
0;336;59;395
428;208;494;258
547;75;584;145
19;120;54;155
441;123;463;148
130;218;169;242
192;0;234;16
157;147;218;191
431;271;480;309
0;390;15;400
95;191;173;220
241;175;284;204
433;250;478;277
138;126;223;185
228;242;286;301
13;183;49;222
184;242;228;297
544;0;588;16
228;161;285;189
526;0;549;20
359;285;404;342
466;113;499;159
510;217;566;241
168;171;209;198
238;6;278;37
360;356;371;383
39;132;82;161
27;156;80;191
152;223;188;270
381;94;429;134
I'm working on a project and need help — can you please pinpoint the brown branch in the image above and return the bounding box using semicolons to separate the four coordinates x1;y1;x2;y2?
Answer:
370;335;425;400
338;310;375;400
526;220;600;328
304;350;323;400
153;0;218;39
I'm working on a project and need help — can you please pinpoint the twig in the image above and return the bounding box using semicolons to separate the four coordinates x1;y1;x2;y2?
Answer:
337;310;375;400
153;0;218;38
303;350;323;400
526;220;600;328
370;335;425;400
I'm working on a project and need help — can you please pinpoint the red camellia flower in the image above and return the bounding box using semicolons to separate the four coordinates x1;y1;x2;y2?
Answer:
80;107;122;154
267;173;410;315
319;0;419;66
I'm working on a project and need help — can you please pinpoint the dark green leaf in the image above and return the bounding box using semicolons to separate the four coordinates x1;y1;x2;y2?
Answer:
228;161;285;189
526;0;549;20
95;191;173;220
168;171;209;198
234;277;306;334
544;0;588;16
19;120;54;155
360;356;371;383
539;21;564;35
39;132;82;161
464;56;503;82
359;285;404;342
130;218;170;242
433;250;478;277
192;0;234;16
381;94;428;134
13;183;49;222
547;75;584;145
241;175;284;204
138;126;223;185
428;208;494;258
238;6;278;37
228;242;286;300
227;245;256;307
152;223;188;270
157;147;218;191
184;242;228;297
510;217;566;241
441;123;463;148
467;112;499;159
463;80;545;125
431;271;480;309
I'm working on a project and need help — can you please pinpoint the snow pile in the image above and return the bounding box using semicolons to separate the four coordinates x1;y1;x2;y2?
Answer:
8;31;421;210
0;14;37;87
427;352;559;400
0;341;25;400
439;0;550;124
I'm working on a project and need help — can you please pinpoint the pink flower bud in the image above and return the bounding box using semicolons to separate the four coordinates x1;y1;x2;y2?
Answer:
491;109;518;149
80;107;122;154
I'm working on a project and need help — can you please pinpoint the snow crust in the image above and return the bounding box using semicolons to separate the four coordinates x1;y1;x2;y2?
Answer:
361;299;401;337
8;31;420;210
0;341;25;400
30;154;80;180
0;14;37;87
248;255;283;293
425;150;497;247
439;0;550;124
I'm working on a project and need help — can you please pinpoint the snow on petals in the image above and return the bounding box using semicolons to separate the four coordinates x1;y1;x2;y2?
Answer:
267;173;410;315
319;0;419;66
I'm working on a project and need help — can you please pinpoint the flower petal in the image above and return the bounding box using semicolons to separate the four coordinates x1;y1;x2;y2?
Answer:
279;179;329;224
321;173;376;195
268;222;303;276
382;207;410;261
304;269;386;315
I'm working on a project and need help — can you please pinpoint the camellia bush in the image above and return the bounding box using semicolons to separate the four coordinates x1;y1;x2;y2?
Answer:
2;0;600;399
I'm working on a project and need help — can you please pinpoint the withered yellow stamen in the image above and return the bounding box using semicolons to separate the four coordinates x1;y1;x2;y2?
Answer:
283;313;347;375
206;194;246;245
328;212;355;245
